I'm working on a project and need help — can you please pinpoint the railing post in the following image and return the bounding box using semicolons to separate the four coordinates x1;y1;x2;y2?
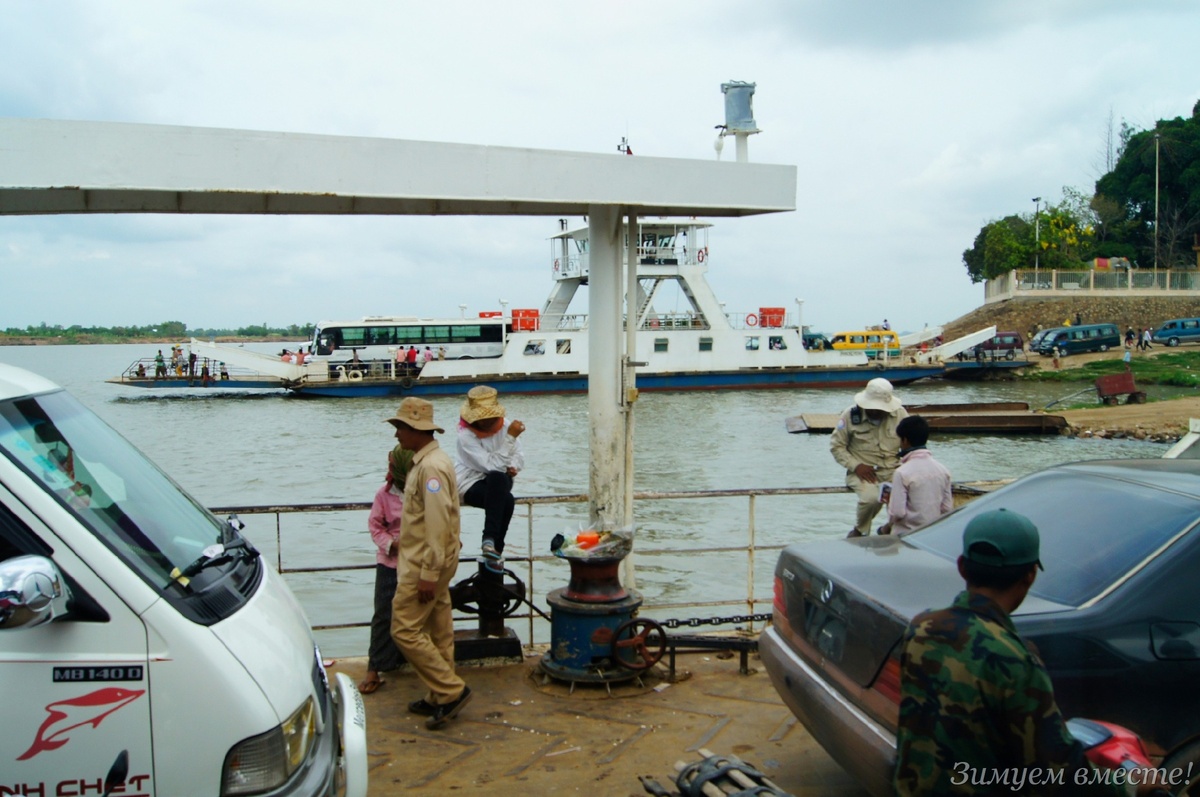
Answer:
747;493;757;629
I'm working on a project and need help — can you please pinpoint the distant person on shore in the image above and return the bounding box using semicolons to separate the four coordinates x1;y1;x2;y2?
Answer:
830;378;908;538
1062;317;1072;327
877;416;952;536
1125;327;1136;349
1142;328;1154;351
359;444;415;695
1074;311;1082;326
455;385;525;570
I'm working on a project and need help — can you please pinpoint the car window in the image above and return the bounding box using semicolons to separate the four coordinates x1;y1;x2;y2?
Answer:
906;469;1200;607
0;390;228;590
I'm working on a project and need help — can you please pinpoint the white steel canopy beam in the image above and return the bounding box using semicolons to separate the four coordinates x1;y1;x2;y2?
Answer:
0;119;795;218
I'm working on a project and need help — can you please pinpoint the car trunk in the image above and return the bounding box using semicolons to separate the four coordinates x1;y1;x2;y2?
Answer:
774;536;963;686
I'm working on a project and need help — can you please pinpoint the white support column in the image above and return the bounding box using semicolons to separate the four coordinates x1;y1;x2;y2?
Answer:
587;205;625;531
622;212;639;589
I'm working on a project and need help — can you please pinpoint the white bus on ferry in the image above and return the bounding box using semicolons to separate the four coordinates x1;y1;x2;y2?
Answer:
310;316;507;363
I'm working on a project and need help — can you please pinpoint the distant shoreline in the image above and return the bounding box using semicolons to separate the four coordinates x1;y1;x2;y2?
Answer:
0;336;303;346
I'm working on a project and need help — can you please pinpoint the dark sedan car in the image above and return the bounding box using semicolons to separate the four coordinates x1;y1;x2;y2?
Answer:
761;459;1200;797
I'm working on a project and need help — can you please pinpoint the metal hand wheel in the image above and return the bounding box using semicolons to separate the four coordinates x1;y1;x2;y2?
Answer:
611;618;667;670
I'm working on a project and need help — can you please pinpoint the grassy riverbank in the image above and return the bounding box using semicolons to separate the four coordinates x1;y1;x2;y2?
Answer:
1021;349;1200;387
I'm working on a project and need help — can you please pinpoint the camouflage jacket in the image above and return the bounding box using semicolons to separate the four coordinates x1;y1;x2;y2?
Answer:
893;591;1125;796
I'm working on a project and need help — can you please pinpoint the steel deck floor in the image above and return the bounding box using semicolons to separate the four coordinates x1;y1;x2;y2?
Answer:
329;646;871;796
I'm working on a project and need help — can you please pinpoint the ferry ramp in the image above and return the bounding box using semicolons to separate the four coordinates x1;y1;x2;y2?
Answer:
329;649;870;796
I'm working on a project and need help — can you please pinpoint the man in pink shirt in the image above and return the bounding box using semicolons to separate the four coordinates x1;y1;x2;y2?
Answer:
879;415;952;536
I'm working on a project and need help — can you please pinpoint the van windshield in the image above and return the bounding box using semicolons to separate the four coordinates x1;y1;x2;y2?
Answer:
0;390;239;595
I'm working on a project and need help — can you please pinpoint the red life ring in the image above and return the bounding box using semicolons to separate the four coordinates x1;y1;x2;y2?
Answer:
697;248;708;263
745;313;758;327
553;259;560;271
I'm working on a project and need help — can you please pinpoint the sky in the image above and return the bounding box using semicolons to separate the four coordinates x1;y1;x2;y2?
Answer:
1;1;1197;336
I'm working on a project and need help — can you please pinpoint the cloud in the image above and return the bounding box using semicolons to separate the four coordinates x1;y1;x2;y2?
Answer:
0;0;1197;335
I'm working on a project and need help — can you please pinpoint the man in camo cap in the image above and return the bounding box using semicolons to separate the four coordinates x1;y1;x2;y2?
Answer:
894;509;1151;795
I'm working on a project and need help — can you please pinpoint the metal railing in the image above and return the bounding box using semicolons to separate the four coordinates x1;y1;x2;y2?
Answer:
985;268;1200;304
212;482;993;644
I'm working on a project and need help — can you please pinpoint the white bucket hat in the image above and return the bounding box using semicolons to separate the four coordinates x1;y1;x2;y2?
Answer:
854;377;903;413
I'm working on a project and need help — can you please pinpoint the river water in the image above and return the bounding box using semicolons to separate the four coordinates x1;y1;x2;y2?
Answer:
0;344;1177;654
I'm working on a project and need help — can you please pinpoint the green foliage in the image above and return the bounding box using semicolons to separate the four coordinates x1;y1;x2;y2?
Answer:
965;97;1200;280
1095;99;1200;267
0;321;316;344
963;215;1030;282
1022;350;1200;387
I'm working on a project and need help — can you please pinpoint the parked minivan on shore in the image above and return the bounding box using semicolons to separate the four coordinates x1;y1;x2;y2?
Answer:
1153;317;1200;347
1037;323;1121;356
970;330;1025;360
0;363;367;795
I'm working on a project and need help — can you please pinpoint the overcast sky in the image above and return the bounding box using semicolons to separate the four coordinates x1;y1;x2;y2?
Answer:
1;1;1196;335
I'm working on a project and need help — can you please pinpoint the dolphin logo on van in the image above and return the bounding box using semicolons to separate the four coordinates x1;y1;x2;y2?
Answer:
17;687;145;760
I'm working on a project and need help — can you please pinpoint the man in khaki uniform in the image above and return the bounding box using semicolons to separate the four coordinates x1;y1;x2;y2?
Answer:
386;397;471;729
829;377;909;537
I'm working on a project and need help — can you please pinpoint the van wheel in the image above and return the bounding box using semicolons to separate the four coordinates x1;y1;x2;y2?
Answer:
1005;349;1015;360
1099;344;1109;352
1169;337;1180;347
1057;346;1068;357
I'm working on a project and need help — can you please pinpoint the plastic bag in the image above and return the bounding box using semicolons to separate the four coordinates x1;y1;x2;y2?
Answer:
551;524;634;559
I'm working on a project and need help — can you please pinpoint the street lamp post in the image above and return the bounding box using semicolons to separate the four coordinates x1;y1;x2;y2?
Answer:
1032;197;1041;287
1154;133;1161;274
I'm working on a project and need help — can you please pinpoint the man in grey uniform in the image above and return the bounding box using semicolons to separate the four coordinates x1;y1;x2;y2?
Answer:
829;377;909;537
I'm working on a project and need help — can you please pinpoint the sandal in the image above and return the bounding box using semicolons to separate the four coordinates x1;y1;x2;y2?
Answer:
358;674;384;694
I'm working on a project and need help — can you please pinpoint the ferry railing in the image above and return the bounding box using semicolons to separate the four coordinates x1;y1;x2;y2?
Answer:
212;482;993;645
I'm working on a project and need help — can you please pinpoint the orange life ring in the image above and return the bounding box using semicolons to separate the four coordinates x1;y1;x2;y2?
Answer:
697;248;707;263
745;313;758;327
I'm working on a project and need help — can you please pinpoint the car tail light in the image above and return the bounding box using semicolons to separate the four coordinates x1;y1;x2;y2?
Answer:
872;656;902;705
773;576;785;616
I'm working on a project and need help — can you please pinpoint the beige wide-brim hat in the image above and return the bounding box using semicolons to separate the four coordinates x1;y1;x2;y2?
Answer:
854;377;903;413
385;397;444;433
460;385;506;425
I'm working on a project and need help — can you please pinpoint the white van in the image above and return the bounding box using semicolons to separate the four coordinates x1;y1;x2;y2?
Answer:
0;364;367;795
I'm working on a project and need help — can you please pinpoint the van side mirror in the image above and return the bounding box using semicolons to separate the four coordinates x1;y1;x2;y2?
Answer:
0;555;72;630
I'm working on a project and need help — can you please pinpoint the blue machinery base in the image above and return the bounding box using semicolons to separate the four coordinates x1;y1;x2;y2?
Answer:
540;586;646;684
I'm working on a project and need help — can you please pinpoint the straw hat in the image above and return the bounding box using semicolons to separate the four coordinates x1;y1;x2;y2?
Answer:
854;377;903;413
385;397;444;433
460;385;506;425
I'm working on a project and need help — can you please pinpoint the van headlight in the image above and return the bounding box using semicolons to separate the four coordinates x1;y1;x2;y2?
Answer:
221;696;317;795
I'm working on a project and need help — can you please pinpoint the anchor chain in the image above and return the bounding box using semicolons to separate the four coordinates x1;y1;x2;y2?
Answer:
655;612;772;630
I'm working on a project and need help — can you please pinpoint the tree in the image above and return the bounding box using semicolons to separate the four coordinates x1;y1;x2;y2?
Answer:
1095;99;1200;268
962;215;1030;282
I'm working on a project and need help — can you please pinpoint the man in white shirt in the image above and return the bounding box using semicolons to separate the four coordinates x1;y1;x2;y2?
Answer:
454;386;525;571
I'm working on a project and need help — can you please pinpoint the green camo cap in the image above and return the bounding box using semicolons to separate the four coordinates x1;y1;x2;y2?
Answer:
962;509;1043;570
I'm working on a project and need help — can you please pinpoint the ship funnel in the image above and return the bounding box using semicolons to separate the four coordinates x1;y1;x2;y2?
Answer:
721;81;757;132
719;81;760;163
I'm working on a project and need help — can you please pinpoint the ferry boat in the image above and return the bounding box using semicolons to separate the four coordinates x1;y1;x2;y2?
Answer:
112;220;966;397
